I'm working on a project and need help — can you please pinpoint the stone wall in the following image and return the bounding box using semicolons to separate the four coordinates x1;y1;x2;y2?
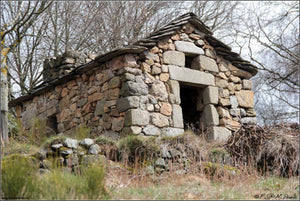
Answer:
16;22;257;141
42;50;98;82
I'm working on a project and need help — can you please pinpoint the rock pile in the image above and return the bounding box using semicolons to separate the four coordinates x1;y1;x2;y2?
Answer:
42;50;98;82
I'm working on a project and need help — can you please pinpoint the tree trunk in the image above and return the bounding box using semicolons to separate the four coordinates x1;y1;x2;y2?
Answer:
1;63;9;144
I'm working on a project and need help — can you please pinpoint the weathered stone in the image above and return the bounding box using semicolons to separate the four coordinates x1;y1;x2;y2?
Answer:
242;80;252;90
162;51;185;67
168;65;215;86
158;38;173;50
106;100;116;107
240;108;247;117
195;39;205;46
215;78;228;88
228;63;253;79
172;104;184;128
117;67;142;76
206;126;231;142
89;92;105;102
79;138;94;148
192;55;219;72
236;84;242;91
161;65;169;73
126;126;142;135
160;73;169;82
88;144;101;155
102;69;114;82
155;158;166;168
169;149;181;158
116;96;139;112
160;102;172;116
151;65;161;75
77;98;87;107
235;90;254;108
219;98;231;107
51;143;63;150
167;80;180;104
219;62;228;72
230;96;239;109
108;88;119;100
180;33;193;42
124;109;149;126
147;103;154;111
246;108;257;117
220;119;241;131
95;99;106;116
64;138;78;149
203;86;218;105
230;109;241;117
217;107;230;118
112;117;124;131
174;41;204;56
108;77;121;89
147;95;157;104
60;148;73;155
22;109;37;129
205;49;216;59
240;117;257;125
161;127;184;137
228;82;236;92
120;81;148;96
229;75;241;83
144;51;159;62
201;104;219;128
66;155;79;167
149;80;168;101
218;72;228;80
143;125;161;136
151;113;169;128
219;88;230;98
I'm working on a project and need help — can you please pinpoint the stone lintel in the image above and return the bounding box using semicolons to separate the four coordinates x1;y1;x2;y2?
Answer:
168;65;215;87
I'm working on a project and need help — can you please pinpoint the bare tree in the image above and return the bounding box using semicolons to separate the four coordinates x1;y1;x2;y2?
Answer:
230;1;299;125
1;1;52;144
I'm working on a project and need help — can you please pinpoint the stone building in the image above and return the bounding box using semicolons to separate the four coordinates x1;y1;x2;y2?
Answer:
9;13;258;142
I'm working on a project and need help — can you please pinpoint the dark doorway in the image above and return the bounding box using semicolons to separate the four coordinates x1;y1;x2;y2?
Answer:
180;85;204;133
46;115;58;135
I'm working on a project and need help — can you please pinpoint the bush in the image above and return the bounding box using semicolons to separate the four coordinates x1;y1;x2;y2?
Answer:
82;163;108;199
1;155;37;199
118;136;159;164
95;136;119;161
74;125;91;140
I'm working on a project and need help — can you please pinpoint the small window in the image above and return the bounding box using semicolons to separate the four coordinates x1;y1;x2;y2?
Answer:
185;56;194;68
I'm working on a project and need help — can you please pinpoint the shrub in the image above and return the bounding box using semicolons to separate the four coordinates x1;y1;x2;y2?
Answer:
1;155;37;199
82;163;108;199
118;136;159;164
74;125;91;140
95;136;119;161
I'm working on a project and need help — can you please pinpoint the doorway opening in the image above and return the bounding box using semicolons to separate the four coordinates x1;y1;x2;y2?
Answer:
46;115;58;136
180;85;204;134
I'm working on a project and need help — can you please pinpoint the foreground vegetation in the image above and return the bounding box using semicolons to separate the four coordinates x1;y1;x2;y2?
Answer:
1;124;299;200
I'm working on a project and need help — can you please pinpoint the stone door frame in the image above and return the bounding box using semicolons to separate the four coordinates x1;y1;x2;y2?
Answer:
168;65;231;142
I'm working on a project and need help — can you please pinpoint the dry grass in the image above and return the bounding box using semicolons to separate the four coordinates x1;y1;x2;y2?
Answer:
105;165;299;200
